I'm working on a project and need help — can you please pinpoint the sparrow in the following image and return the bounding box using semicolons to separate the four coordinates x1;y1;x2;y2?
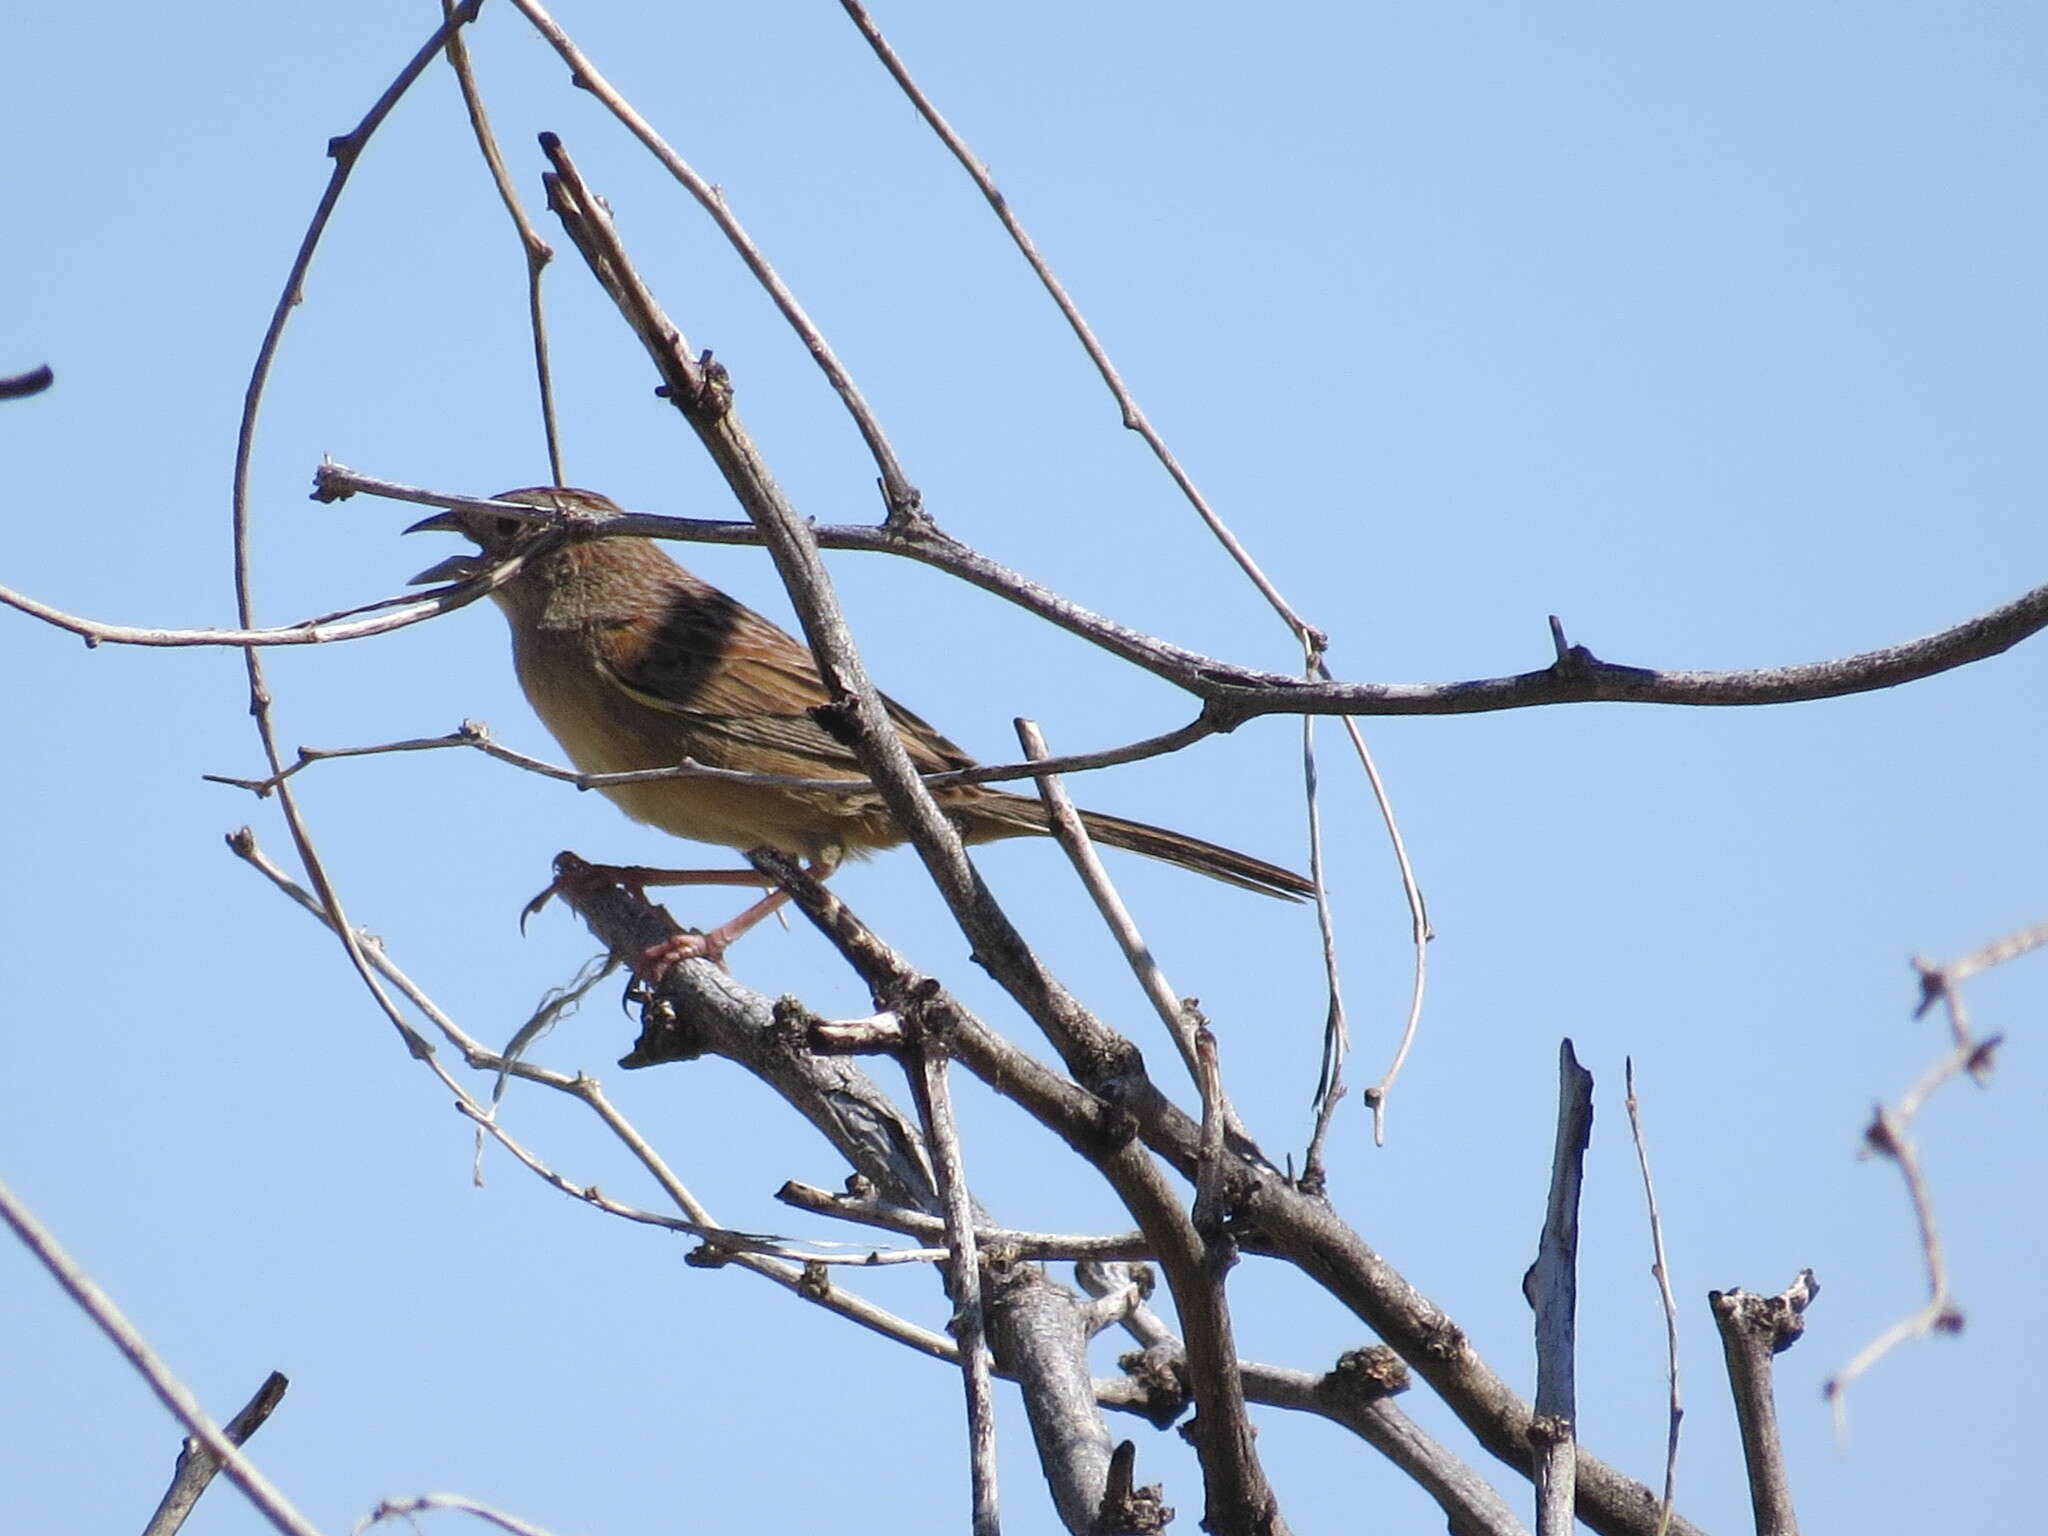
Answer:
409;486;1310;958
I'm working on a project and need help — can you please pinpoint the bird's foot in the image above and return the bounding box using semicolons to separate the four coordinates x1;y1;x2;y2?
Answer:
636;886;797;980
636;929;728;980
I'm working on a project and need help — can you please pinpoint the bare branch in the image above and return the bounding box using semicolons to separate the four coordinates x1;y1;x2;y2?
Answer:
506;0;920;520
142;1371;290;1536
836;0;1317;643
308;464;2048;720
904;1025;1003;1534
838;0;1443;1164
750;852;1288;1535
1299;708;1351;1184
1825;1108;1965;1440
0;574;498;650
0;1178;322;1536
1828;921;2039;1426
747;854;1696;1535
547;854;1126;1534
1349;696;1433;1146
778;1183;1153;1262
1527;1043;1595;1535
1926;918;2048;993
1073;1269;1528;1536
204;708;1220;803
361;1493;558;1536
1015;719;1204;1085
1242;1359;1529;1536
437;0;563;484
1624;1062;1684;1536
226;830;962;1319
1710;1272;1816;1536
0;363;55;398
214;0;486;1091
535;133;1290;1531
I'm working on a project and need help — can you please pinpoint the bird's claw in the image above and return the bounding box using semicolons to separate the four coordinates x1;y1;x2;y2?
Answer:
519;855;649;934
519;882;560;934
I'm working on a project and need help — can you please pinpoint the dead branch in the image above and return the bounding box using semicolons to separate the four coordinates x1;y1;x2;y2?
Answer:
1711;1271;1817;1536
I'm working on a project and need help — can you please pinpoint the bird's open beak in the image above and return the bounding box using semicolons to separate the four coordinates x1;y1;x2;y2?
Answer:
404;511;482;585
409;553;484;585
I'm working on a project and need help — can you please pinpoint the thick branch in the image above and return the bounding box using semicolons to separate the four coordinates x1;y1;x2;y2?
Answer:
1527;1043;1595;1535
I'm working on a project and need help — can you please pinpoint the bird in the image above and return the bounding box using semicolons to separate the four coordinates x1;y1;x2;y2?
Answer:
408;486;1311;960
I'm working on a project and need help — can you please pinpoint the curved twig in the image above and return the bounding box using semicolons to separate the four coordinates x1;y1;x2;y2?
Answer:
223;2;485;1074
438;0;564;483
504;0;920;521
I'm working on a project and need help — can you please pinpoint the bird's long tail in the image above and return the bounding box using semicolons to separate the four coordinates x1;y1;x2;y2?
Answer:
1077;807;1313;900
974;793;1312;900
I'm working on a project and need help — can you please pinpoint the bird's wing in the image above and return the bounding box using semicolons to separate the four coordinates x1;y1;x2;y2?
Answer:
590;590;977;779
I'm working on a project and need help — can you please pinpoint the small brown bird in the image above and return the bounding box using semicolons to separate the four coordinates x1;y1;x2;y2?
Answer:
409;487;1310;957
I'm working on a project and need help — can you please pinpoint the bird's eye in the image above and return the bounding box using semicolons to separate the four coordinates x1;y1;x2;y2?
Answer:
493;517;522;539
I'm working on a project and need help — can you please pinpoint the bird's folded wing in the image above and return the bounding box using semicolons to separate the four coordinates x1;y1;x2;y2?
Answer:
593;610;977;780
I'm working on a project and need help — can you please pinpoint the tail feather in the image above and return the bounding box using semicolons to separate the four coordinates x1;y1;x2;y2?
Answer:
962;789;1312;899
1075;807;1312;900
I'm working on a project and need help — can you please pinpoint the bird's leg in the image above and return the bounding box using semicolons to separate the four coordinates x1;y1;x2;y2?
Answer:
637;888;791;975
638;857;837;976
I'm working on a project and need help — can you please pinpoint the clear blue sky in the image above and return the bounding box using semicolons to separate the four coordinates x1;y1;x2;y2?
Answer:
4;4;2042;1533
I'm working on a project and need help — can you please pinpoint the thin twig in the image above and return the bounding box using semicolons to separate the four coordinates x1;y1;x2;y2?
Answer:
204;713;1220;802
1826;921;2040;1430
223;1;485;1078
438;0;563;483
1928;918;2048;992
141;1371;290;1536
359;1493;558;1536
1346;705;1430;1142
505;0;919;520
1624;1061;1682;1536
226;831;966;1343
838;1;1438;1144
225;832;948;1280
0;574;501;650
0;1178;323;1536
1014;720;1201;1079
837;0;1316;642
1825;1104;1963;1439
779;1183;1153;1261
905;1031;1002;1535
1300;707;1349;1189
1013;717;1271;1180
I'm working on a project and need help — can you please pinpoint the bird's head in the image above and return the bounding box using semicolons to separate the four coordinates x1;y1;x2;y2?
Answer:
405;486;621;584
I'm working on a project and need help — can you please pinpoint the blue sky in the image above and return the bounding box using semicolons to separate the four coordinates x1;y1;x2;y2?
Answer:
4;5;2043;1533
